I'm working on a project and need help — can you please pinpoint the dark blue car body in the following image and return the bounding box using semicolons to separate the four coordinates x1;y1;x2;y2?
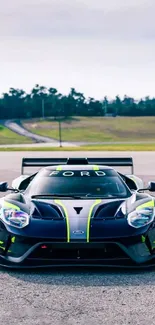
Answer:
0;157;155;268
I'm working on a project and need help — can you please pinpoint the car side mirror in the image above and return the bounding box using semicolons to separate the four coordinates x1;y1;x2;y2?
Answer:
0;182;9;192
137;181;155;193
148;181;155;192
0;182;19;193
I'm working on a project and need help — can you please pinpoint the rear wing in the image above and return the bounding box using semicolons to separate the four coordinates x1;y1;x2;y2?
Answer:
21;157;134;174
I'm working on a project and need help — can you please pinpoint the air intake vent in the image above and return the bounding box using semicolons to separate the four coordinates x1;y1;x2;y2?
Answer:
32;202;64;220
94;201;124;220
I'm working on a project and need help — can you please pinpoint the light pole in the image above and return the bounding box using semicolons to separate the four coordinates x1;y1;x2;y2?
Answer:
42;98;45;119
58;119;62;147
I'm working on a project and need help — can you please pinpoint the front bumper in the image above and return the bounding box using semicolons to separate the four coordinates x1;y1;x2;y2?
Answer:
0;218;155;268
1;238;155;269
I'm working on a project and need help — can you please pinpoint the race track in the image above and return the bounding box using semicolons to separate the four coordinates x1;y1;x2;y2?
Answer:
1;151;155;325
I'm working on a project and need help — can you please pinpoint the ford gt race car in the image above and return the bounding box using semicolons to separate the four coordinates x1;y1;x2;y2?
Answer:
0;156;155;269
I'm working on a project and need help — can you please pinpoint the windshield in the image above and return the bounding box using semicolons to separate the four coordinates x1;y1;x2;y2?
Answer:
25;168;131;198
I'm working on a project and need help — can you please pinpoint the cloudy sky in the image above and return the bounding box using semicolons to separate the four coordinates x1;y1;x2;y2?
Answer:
0;0;155;99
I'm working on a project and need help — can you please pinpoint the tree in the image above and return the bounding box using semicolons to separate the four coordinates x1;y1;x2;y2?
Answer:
102;97;109;115
0;84;155;119
2;88;26;119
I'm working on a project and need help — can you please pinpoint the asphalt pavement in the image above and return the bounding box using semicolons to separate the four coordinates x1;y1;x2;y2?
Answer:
0;151;155;325
0;151;155;181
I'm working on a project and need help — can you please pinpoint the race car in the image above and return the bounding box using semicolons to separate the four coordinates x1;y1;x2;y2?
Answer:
0;156;155;268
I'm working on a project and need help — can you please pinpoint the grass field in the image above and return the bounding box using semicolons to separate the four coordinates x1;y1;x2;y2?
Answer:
0;125;33;144
23;116;155;142
1;144;155;151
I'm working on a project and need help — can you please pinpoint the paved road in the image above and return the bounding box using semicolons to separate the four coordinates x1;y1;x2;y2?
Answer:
1;151;155;325
0;151;155;182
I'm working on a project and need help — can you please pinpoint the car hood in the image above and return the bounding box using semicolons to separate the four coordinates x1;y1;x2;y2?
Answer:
31;197;128;240
32;197;126;219
0;193;153;239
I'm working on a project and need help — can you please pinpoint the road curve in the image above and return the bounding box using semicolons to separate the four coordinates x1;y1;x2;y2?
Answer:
5;120;77;147
0;151;155;325
4;120;155;147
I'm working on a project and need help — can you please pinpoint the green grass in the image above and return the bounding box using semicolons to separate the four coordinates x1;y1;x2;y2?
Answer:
23;116;155;142
0;125;33;144
1;143;155;151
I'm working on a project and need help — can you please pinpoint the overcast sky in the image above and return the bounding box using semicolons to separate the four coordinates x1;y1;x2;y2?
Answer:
0;0;155;99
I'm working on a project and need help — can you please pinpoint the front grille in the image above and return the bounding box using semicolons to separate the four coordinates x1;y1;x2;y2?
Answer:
29;243;128;260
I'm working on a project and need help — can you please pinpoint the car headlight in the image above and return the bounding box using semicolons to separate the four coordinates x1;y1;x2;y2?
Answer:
127;206;155;228
1;208;29;228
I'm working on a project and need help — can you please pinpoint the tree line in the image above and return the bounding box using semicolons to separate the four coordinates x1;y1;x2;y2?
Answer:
0;84;155;119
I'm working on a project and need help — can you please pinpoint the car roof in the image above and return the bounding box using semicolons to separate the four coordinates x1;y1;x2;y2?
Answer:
45;165;114;171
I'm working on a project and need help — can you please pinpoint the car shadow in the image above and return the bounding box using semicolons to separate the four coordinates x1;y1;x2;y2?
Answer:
3;266;155;287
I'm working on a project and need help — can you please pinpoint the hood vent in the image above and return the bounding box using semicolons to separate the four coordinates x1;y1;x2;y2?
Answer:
94;200;124;220
32;201;64;220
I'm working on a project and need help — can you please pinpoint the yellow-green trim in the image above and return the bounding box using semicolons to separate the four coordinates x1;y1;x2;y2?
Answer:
11;237;16;243
93;165;99;171
56;166;62;171
137;200;154;210
141;235;146;243
2;201;20;211
87;200;101;242
54;200;70;242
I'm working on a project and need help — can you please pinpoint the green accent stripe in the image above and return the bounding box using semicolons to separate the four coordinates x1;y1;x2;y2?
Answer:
3;201;20;211
56;166;62;171
87;200;101;242
0;241;4;245
54;200;70;242
137;200;154;210
141;235;146;243
93;165;99;171
11;237;16;243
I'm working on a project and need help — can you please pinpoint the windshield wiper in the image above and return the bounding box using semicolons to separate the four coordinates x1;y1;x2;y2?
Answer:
31;193;127;200
31;194;82;199
85;193;126;198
